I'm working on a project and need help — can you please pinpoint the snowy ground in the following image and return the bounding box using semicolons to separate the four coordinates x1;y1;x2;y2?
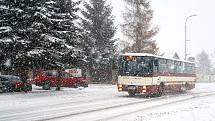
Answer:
115;95;215;121
112;84;215;121
0;83;215;121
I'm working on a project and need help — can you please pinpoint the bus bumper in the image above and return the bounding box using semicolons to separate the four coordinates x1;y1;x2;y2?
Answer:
117;84;147;94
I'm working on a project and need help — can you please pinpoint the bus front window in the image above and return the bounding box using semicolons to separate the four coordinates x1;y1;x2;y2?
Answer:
119;56;153;76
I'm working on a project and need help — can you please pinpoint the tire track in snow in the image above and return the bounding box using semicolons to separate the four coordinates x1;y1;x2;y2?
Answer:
0;96;149;121
95;91;215;121
37;91;215;121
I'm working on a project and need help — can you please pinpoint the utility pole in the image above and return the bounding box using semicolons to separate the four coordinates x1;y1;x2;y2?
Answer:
185;14;197;60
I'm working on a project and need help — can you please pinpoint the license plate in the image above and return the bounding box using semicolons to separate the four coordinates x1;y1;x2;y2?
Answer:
127;86;136;90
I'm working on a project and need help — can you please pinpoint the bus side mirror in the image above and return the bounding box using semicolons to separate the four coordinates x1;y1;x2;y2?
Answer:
154;60;158;66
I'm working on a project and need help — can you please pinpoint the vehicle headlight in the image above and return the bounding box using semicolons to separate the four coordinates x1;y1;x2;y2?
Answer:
118;84;123;88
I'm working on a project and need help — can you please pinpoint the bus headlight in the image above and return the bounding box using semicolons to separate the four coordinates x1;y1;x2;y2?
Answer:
118;84;123;91
118;84;123;88
142;85;147;93
118;88;123;91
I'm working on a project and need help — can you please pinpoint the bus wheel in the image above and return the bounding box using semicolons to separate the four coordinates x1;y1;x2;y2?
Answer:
185;82;190;90
128;91;135;97
157;83;164;97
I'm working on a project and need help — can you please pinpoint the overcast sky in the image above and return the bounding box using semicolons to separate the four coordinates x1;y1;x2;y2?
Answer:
110;0;215;59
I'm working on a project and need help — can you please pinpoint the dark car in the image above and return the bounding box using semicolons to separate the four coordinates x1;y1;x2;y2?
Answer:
34;70;88;90
0;75;32;92
0;81;2;93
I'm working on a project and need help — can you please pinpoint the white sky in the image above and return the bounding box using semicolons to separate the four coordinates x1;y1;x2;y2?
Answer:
110;0;215;59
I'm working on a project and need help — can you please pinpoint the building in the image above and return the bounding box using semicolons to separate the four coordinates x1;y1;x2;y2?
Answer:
161;52;180;59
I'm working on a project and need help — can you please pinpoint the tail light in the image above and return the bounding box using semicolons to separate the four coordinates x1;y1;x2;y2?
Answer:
15;82;23;88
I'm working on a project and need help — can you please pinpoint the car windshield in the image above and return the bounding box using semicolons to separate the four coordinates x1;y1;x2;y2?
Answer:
42;71;73;77
0;75;21;82
43;71;58;76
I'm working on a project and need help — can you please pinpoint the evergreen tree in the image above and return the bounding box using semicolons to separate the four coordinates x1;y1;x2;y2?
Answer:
0;0;47;73
82;0;117;82
122;0;159;54
0;0;83;75
45;0;84;68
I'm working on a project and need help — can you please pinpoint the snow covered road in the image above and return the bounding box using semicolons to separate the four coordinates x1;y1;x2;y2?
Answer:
0;83;215;121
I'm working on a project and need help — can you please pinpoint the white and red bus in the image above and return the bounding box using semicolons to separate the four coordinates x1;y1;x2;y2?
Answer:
117;53;196;96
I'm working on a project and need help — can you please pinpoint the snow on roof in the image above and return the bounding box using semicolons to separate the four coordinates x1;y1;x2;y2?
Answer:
122;53;194;64
162;52;180;59
122;53;155;57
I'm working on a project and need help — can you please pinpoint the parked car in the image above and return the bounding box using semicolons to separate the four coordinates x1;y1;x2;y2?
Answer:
33;70;88;90
0;75;32;92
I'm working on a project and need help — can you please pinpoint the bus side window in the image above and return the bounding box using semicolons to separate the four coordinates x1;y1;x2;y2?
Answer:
178;62;183;73
174;61;181;73
158;59;166;73
182;62;185;73
154;60;158;66
153;60;159;72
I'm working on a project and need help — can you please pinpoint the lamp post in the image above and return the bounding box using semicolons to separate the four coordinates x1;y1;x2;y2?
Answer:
185;14;197;60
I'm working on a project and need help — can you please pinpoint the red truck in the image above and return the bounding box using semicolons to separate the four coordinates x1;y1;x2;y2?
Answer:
34;70;88;90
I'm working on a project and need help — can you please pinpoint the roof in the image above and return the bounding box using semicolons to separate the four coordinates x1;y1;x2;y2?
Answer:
121;53;194;64
161;52;180;59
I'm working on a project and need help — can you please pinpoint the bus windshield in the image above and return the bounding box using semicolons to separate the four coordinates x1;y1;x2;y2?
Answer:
118;56;153;76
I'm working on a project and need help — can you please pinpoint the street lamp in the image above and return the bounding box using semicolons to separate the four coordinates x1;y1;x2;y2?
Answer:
185;14;197;60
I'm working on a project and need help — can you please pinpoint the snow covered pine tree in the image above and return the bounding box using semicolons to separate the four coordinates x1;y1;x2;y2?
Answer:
82;0;117;82
0;0;84;76
122;0;159;54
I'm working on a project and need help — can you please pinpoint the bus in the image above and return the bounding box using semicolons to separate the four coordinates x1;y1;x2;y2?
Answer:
117;53;196;96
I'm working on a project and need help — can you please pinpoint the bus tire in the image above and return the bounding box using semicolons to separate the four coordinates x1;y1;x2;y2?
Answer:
185;82;190;90
157;83;164;97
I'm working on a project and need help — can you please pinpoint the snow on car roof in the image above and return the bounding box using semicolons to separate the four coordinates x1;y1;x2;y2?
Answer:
0;75;20;78
0;75;21;80
122;53;194;64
